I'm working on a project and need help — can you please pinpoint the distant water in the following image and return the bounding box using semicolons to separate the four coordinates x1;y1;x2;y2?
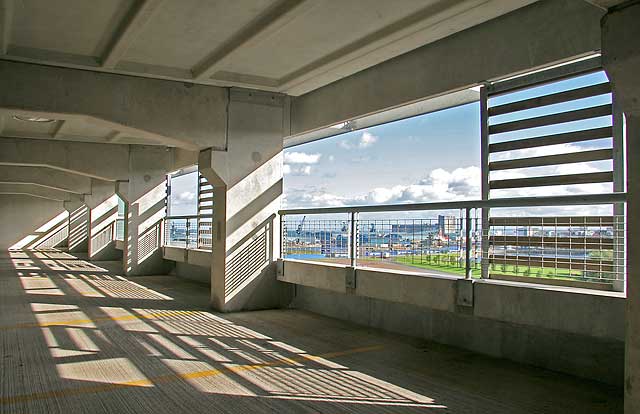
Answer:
285;253;326;260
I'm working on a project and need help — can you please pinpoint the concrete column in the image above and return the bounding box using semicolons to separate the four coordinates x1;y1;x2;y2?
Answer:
601;4;640;412
199;89;291;312
84;180;121;261
63;194;89;253
117;146;172;276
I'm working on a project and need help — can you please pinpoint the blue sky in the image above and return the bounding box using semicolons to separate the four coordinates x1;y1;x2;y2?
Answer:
283;70;616;216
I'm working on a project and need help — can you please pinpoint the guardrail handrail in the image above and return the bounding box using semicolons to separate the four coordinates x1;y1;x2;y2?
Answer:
279;192;627;287
279;193;626;215
165;214;213;219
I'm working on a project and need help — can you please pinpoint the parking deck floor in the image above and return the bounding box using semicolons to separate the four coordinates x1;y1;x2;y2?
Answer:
0;249;622;413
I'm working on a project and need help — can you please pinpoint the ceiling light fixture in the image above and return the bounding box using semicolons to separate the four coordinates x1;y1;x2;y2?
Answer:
12;115;56;123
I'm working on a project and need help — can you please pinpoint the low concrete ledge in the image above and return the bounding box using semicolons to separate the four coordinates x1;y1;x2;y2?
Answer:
187;249;211;268
277;259;348;294
163;246;211;269
356;268;459;312
280;258;625;341
474;279;625;341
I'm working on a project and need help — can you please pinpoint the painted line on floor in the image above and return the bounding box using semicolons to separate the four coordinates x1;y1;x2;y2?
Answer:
0;345;385;405
0;309;202;331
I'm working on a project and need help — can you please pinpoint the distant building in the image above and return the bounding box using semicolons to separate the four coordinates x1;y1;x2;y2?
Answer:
438;215;457;235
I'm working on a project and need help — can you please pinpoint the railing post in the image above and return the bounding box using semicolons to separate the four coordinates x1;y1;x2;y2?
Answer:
465;208;472;279
280;214;285;259
185;218;190;249
480;84;490;279
350;212;358;268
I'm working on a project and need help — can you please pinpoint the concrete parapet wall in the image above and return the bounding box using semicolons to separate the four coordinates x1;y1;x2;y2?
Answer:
281;259;625;385
163;247;212;269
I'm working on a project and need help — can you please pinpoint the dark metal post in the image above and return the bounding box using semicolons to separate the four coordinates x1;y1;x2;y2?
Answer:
185;219;190;249
350;212;358;268
465;208;472;279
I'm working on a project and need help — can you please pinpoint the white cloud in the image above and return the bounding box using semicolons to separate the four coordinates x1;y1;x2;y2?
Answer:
338;131;379;150
284;151;321;164
284;164;312;176
177;191;195;202
359;131;378;148
282;162;611;217
283;166;480;208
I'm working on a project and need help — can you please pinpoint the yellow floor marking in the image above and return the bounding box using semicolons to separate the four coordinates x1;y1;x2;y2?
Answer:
0;310;199;330
1;345;384;405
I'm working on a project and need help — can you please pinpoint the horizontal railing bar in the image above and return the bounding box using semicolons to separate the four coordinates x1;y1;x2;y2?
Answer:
490;216;616;226
488;82;611;116
489;104;612;135
489;171;613;189
490;256;614;272
487;56;602;96
489;149;612;171
489;235;613;249
279;192;626;215
489;127;612;153
165;214;213;219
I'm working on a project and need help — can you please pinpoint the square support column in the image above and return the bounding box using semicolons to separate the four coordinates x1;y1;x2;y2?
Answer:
602;4;640;412
63;194;89;253
117;146;173;276
199;89;292;312
84;180;121;261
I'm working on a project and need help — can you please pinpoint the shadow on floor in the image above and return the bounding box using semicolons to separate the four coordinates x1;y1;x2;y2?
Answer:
0;248;622;413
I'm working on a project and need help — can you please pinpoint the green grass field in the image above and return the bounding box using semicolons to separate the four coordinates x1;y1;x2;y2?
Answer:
394;254;587;281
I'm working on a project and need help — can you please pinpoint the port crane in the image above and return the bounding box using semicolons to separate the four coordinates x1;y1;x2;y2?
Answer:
296;216;306;235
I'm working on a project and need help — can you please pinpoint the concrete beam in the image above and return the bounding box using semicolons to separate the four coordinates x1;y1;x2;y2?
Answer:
101;0;164;68
0;182;74;201
193;0;316;81
0;165;93;194
290;0;604;135
0;138;130;181
0;60;228;150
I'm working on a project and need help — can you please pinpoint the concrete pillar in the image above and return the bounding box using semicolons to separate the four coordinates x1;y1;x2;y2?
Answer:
601;4;640;412
199;89;291;312
63;194;89;253
117;146;172;276
84;180;121;261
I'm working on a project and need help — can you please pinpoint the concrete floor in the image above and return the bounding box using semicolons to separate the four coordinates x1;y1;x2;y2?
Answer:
0;250;622;413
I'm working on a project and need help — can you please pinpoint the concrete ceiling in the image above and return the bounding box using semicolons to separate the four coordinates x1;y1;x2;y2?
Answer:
1;0;537;97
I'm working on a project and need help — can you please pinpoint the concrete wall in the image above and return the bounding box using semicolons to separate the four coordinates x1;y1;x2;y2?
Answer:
281;260;625;386
0;195;67;250
163;247;211;285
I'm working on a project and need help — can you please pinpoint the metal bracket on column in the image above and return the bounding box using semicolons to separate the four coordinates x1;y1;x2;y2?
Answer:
345;267;357;290
456;279;474;307
276;259;285;280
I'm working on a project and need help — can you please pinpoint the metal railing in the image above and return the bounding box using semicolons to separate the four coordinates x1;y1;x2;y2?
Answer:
163;215;212;250
280;193;626;288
